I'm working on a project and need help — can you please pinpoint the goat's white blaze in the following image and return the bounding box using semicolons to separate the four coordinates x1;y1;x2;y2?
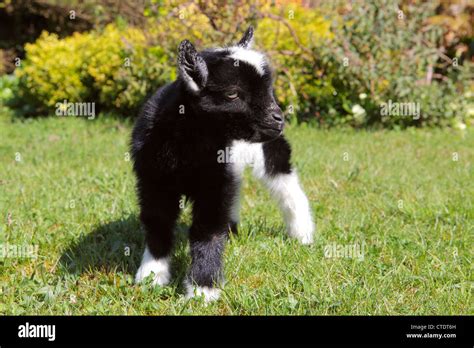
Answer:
228;47;266;76
135;247;171;286
229;140;314;244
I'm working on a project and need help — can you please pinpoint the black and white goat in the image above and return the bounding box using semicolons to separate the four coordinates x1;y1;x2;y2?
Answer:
131;26;314;301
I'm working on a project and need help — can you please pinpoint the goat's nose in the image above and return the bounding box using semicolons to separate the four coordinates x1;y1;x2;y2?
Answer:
272;113;283;123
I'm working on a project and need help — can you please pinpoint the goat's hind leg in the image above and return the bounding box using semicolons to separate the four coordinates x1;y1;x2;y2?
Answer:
135;180;181;286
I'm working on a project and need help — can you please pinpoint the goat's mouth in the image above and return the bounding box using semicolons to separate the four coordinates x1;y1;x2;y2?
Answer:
258;125;283;140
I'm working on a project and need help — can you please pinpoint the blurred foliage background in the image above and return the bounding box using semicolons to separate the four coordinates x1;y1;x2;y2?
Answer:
0;0;473;128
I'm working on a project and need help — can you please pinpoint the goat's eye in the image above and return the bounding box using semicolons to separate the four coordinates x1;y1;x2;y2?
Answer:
225;91;239;100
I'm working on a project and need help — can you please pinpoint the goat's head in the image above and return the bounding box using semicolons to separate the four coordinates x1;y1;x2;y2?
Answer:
177;26;284;142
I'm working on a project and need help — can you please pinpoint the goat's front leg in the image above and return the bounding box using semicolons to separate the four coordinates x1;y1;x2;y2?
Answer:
185;182;236;302
255;136;315;244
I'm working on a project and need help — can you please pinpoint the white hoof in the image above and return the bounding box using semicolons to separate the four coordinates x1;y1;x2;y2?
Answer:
184;280;221;302
135;248;170;286
288;217;315;245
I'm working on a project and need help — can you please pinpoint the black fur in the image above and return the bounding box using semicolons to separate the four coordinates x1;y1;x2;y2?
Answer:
131;26;293;290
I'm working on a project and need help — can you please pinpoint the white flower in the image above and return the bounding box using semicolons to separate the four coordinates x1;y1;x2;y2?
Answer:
454;122;466;130
351;104;366;116
351;104;366;124
467;106;474;117
359;93;367;100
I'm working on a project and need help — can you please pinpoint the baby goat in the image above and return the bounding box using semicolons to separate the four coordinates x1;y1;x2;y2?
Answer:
131;26;314;301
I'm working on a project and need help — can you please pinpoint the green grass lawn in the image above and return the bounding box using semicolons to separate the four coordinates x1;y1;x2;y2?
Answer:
0;111;472;315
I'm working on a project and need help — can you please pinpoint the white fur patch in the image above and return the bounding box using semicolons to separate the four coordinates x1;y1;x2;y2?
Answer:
228;141;265;224
229;47;266;76
229;140;265;177
135;247;171;286
265;172;315;244
184;280;221;302
229;141;314;244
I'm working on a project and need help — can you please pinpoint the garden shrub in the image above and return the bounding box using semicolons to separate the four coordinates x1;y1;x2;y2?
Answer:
255;4;333;124
311;0;474;128
15;24;173;115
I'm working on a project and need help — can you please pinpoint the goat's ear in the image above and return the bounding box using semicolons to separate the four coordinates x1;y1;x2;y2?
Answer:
237;25;254;49
178;40;208;93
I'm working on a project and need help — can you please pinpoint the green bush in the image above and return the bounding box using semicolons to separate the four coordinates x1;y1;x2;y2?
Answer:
15;24;173;116
310;0;474;128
